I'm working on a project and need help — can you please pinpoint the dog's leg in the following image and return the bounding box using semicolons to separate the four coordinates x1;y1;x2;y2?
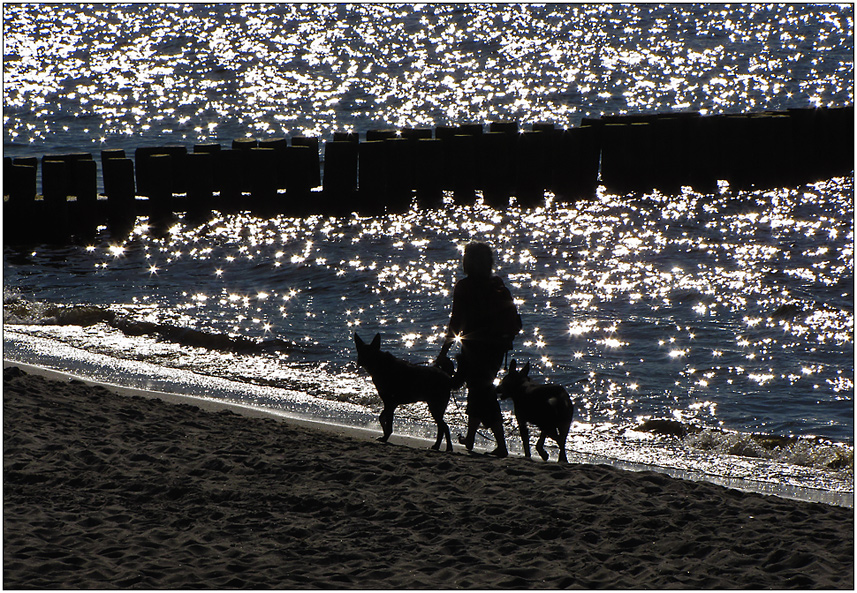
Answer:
433;413;453;452
535;431;550;461
442;421;453;452
518;420;532;458
554;397;573;463
428;397;453;452
557;421;571;463
378;405;394;443
557;440;568;463
431;424;443;450
432;419;453;452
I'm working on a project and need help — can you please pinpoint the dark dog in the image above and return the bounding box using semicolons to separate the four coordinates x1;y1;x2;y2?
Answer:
354;332;453;451
496;360;574;463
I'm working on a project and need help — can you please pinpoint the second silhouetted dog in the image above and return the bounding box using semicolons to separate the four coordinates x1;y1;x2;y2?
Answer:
496;360;574;463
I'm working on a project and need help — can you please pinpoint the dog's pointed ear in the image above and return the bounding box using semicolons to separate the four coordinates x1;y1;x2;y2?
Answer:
370;333;381;350
522;362;530;377
354;332;364;347
509;360;517;373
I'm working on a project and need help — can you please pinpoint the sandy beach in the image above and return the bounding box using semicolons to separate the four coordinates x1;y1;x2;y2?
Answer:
3;364;853;589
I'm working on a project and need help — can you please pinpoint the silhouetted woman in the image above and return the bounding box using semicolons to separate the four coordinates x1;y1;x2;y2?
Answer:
438;242;522;457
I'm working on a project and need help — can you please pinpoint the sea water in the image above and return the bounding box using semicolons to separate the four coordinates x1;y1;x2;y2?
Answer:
3;4;854;505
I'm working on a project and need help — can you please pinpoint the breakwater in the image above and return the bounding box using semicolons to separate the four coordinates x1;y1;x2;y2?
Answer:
3;107;853;244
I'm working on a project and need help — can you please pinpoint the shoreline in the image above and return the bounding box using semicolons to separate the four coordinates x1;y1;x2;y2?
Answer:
5;359;853;509
2;360;467;453
4;363;854;588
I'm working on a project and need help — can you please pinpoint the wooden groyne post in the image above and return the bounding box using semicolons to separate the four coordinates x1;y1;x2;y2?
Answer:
3;106;853;244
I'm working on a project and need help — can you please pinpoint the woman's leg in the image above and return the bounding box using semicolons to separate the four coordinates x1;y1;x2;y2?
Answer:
465;380;507;457
460;344;508;456
459;414;480;451
486;397;508;458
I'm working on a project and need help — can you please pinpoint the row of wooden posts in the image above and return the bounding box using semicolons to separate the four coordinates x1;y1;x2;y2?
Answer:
3;106;853;244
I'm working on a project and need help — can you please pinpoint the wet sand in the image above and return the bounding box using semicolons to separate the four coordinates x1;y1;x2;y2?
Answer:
4;365;853;589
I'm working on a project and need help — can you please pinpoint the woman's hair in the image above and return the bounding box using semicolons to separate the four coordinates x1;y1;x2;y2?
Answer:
463;242;494;278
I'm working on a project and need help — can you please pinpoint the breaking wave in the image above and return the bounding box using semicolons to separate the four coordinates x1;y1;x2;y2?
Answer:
633;418;853;472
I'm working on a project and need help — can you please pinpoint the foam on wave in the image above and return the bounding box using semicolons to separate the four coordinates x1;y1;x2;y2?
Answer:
634;418;853;472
